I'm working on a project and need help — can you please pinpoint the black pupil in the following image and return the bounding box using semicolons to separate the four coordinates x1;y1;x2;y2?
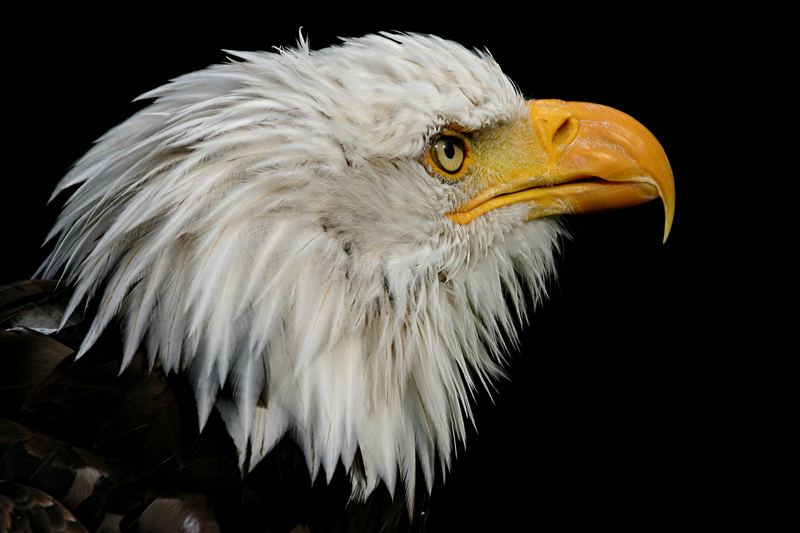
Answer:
443;138;456;159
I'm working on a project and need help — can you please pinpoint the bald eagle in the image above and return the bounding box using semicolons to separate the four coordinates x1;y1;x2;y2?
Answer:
0;33;673;532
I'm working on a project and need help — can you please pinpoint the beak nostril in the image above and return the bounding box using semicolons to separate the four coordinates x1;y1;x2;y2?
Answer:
528;100;580;151
552;116;577;147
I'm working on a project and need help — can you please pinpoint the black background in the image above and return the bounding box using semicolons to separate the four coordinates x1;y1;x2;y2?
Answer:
1;8;751;531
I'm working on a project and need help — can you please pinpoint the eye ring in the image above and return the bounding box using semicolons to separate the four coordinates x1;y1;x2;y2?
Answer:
427;133;469;179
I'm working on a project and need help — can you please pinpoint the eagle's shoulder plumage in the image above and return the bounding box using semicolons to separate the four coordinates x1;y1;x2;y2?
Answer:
0;280;425;531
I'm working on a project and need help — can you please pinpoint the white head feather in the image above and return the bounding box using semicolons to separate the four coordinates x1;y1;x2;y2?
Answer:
41;33;561;501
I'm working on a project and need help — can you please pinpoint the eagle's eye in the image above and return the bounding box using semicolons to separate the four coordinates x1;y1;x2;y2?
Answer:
430;135;468;177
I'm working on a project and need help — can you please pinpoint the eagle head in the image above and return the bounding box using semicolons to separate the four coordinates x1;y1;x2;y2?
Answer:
42;33;674;502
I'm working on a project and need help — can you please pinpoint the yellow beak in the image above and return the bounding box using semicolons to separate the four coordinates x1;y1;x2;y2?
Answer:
447;100;675;242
